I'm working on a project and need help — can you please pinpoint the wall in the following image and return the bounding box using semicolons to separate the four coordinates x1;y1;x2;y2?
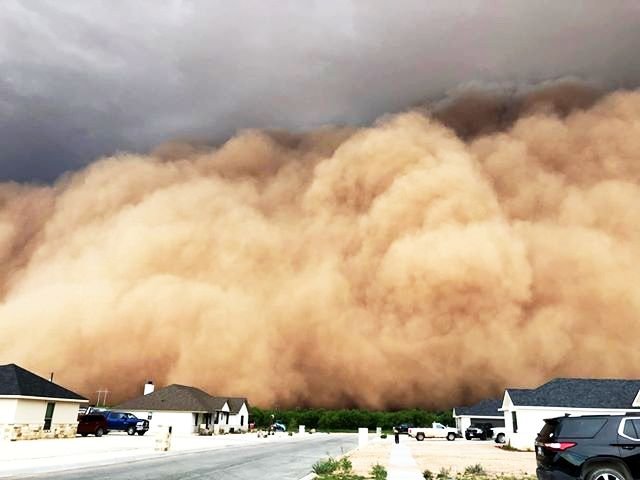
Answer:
227;403;249;432
130;410;197;435
504;407;637;449
1;399;80;441
0;399;18;424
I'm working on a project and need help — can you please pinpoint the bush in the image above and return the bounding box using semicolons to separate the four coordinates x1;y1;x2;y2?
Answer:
437;467;452;480
288;431;293;436
423;470;434;480
465;464;486;476
370;463;388;480
313;457;339;475
380;433;387;439
339;457;353;472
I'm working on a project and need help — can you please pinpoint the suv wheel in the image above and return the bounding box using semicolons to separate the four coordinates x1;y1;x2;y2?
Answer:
95;427;104;437
447;432;456;441
586;465;630;480
416;432;425;441
127;426;136;435
465;433;472;440
495;433;505;444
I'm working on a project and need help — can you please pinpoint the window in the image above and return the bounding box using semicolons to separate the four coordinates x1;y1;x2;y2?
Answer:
512;412;518;433
557;418;607;438
621;419;640;440
240;415;244;426
44;402;55;431
226;413;229;425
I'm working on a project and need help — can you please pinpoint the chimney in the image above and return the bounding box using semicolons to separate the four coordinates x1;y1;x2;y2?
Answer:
50;372;54;382
144;381;154;395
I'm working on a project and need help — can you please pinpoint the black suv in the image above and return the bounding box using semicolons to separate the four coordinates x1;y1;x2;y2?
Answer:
465;423;494;440
536;414;640;480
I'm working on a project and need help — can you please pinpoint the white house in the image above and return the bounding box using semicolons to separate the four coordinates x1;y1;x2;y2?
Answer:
501;378;640;449
115;383;250;435
453;398;504;434
0;363;88;441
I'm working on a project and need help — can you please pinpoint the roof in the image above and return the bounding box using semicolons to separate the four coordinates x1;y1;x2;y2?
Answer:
226;397;249;414
115;384;247;413
455;398;502;417
0;364;87;401
506;378;640;409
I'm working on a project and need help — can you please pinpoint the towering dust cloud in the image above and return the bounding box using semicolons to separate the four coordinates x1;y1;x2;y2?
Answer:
1;83;640;409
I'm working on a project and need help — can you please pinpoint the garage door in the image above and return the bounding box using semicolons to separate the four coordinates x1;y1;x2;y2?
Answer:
470;417;504;427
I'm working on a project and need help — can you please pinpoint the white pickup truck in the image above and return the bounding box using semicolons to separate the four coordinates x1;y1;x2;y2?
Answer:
408;422;459;441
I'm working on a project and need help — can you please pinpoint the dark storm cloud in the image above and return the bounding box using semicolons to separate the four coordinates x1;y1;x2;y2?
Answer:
1;0;640;181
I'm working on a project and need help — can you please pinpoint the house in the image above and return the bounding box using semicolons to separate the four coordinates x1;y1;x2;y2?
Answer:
453;398;504;434
0;364;88;441
501;378;640;449
115;383;250;435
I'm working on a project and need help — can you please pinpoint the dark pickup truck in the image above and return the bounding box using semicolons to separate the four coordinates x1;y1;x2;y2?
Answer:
87;408;149;435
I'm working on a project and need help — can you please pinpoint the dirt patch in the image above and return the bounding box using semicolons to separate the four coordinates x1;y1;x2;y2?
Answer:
348;441;391;476
347;437;535;477
408;439;536;475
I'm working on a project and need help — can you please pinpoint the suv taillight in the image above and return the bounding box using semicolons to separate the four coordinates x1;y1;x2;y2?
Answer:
544;442;576;451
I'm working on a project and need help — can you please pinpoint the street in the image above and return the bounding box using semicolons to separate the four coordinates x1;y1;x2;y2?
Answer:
8;434;358;480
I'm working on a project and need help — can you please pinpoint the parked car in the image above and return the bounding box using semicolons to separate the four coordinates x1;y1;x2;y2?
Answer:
408;423;459;441
465;423;495;440
102;411;149;435
492;427;508;444
272;421;286;432
394;423;415;434
536;414;640;480
77;414;108;437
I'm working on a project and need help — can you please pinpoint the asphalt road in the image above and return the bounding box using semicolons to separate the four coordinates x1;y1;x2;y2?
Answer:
11;434;359;480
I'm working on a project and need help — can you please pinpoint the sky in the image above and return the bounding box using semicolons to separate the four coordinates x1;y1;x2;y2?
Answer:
2;0;640;182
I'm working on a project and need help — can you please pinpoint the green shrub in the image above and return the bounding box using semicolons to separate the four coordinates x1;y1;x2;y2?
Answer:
465;464;486;476
437;467;452;480
370;463;388;480
339;457;353;472
423;470;434;480
380;433;387;439
313;457;339;475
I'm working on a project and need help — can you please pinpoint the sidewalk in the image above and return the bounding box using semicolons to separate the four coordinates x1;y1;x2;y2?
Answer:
387;443;424;480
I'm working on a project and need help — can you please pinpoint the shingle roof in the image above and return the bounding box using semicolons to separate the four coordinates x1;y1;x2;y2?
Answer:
455;398;502;417
0;364;87;401
226;397;249;414
506;378;640;409
114;384;247;413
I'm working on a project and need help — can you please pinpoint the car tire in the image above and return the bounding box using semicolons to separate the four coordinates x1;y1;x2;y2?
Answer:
465;433;472;440
95;428;104;437
447;432;456;441
127;426;136;435
585;465;631;480
137;431;146;436
416;433;425;441
495;433;505;444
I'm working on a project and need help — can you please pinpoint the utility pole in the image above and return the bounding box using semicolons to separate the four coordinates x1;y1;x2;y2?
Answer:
96;389;110;407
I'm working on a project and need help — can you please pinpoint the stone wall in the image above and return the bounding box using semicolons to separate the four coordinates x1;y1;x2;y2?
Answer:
0;423;77;441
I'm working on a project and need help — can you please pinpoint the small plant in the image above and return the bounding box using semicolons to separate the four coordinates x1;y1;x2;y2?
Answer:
370;463;388;480
465;464;486;476
436;467;452;480
313;457;339;475
423;469;434;480
339;457;353;472
288;431;293;436
380;433;387;439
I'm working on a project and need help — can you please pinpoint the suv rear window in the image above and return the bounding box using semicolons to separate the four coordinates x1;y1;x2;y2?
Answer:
538;421;558;441
556;418;607;438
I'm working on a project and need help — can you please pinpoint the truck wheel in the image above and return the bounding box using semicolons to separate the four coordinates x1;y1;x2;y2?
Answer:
137;431;146;436
127;426;136;435
416;433;425;441
447;432;456;441
95;428;104;437
496;433;505;444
